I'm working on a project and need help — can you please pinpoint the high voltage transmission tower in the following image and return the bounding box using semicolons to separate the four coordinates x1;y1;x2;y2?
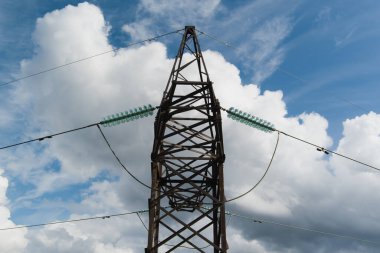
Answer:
146;26;228;252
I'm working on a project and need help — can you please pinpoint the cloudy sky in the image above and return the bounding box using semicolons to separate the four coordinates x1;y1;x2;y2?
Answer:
0;0;379;252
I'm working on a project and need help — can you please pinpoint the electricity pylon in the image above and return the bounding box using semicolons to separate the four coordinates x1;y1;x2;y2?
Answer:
146;26;228;252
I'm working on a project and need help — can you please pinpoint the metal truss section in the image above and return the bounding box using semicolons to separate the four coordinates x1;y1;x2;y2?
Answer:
146;26;228;252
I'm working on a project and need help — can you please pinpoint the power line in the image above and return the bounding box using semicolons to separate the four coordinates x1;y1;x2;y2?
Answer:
197;206;380;246
0;122;99;150
1;108;378;175
196;29;235;49
0;29;183;88
136;207;210;250
197;29;370;114
1;26;377;249
136;212;149;231
225;131;280;203
278;130;380;172
96;125;151;189
220;106;380;173
0;27;373;173
0;209;148;231
2;206;378;247
228;211;380;246
0;118;153;189
0;104;158;151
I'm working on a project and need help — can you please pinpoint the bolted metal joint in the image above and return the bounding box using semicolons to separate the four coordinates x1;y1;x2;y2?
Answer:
146;26;228;252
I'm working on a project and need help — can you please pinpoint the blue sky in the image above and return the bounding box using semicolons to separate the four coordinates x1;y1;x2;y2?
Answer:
0;1;379;252
1;1;379;140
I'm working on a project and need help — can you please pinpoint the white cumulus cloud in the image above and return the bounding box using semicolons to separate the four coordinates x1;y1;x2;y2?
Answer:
1;2;380;253
0;169;28;252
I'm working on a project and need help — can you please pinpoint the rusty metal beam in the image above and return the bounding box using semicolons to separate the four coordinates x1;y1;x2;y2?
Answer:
146;26;227;253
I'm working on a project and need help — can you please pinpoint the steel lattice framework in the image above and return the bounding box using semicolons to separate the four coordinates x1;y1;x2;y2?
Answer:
146;26;228;252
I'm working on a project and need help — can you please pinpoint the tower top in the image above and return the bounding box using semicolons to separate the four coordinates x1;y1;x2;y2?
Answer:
146;24;228;252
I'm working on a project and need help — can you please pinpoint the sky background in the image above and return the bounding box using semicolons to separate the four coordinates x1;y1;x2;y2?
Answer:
0;0;379;252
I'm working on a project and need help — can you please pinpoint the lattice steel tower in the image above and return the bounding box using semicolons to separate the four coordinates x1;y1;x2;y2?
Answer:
146;26;228;252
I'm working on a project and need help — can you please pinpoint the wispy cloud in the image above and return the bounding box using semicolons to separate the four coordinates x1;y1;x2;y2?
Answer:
205;0;300;83
1;2;380;252
121;0;298;84
238;16;293;83
315;6;332;23
122;0;221;40
335;26;356;47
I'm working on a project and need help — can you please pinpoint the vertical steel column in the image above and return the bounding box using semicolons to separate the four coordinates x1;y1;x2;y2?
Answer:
146;26;227;253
